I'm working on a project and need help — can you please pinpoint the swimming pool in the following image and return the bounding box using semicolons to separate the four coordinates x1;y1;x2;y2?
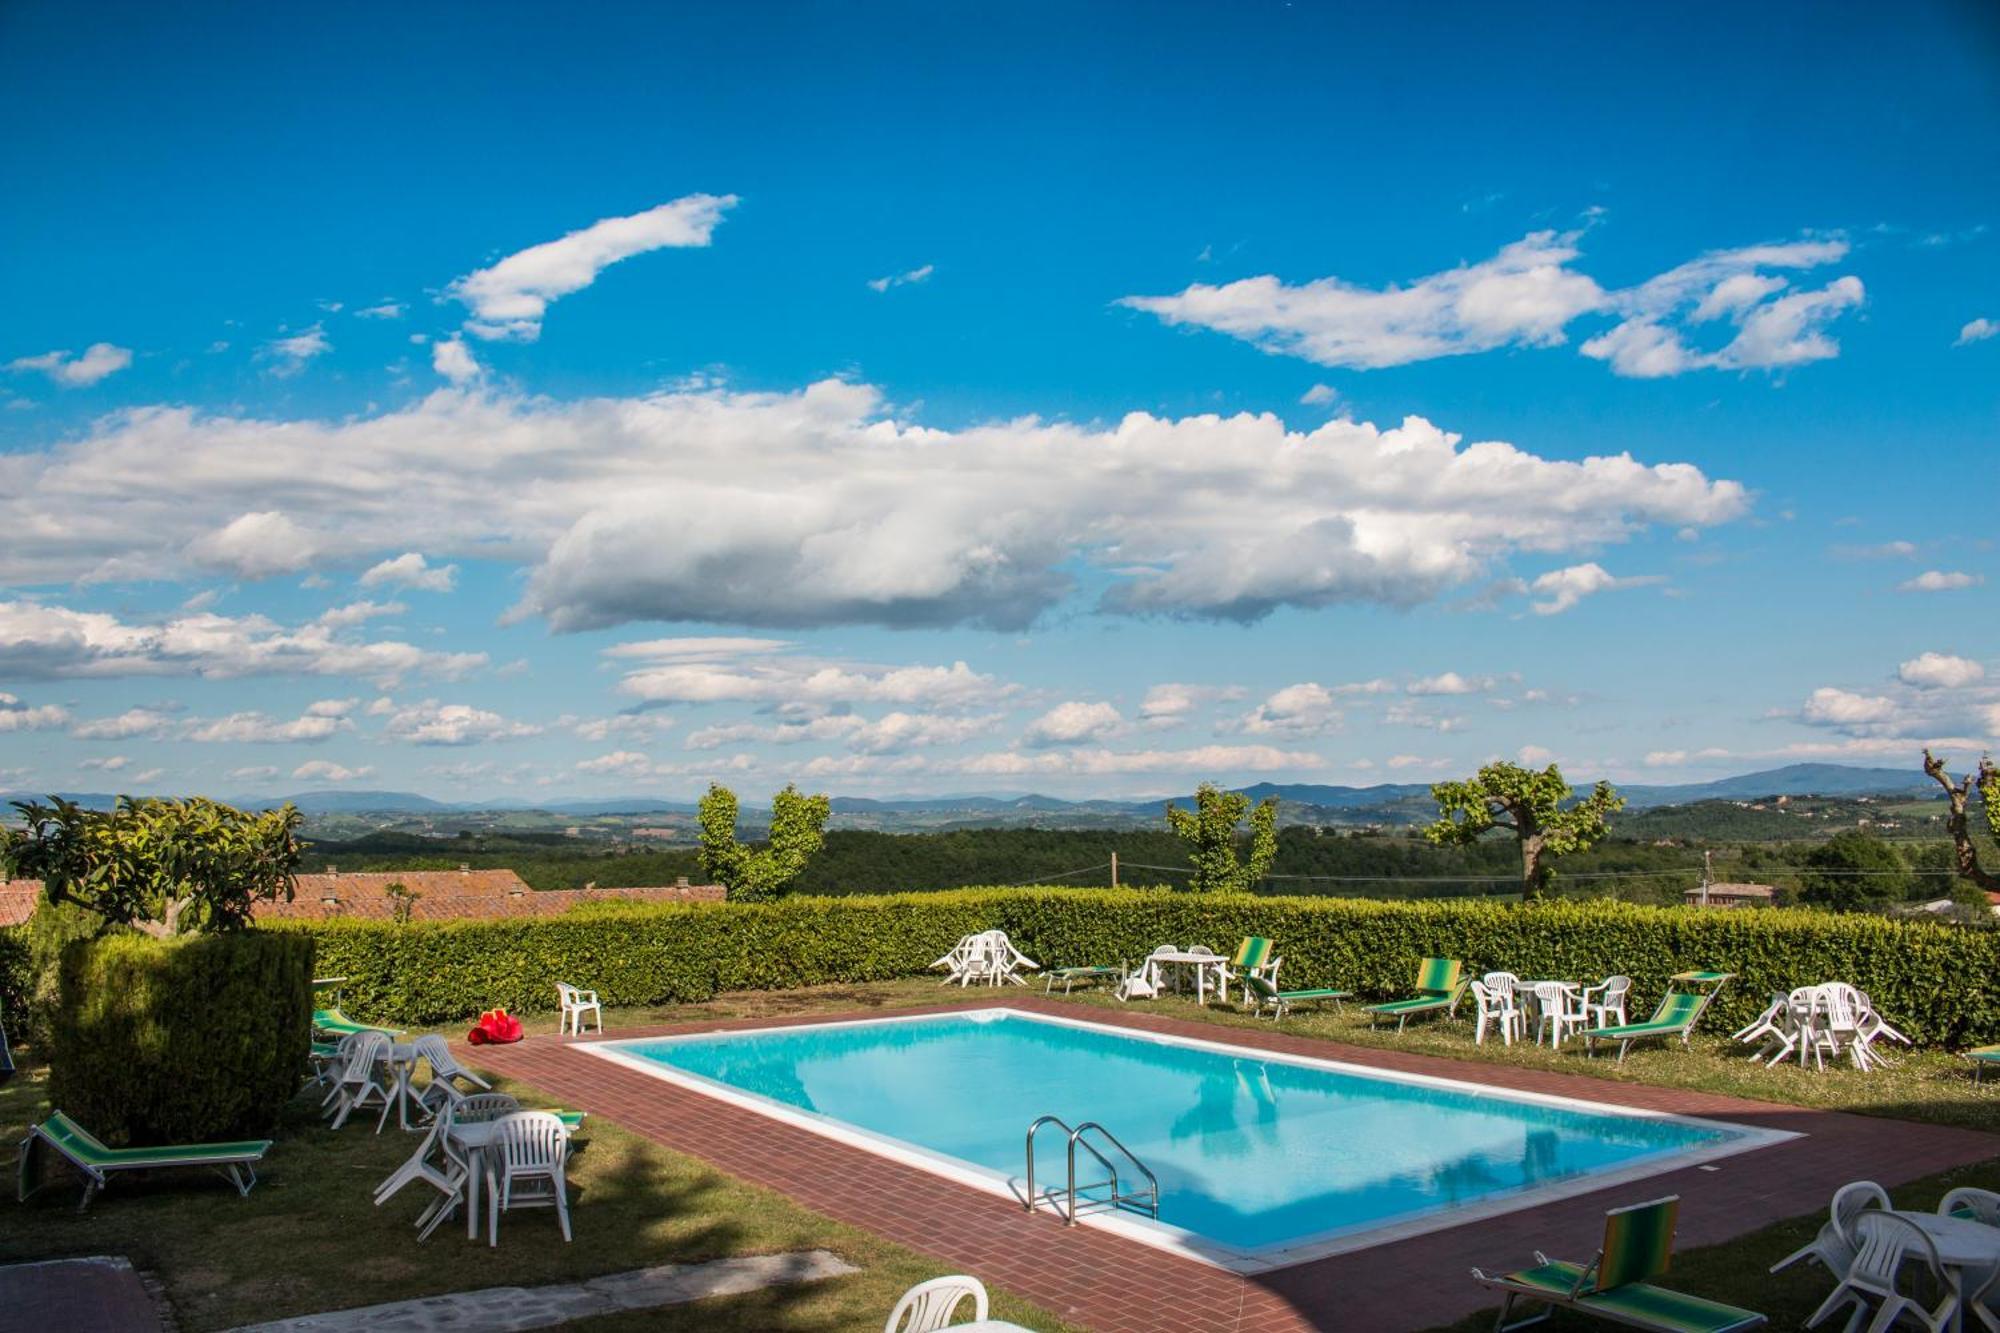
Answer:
584;1009;1793;1271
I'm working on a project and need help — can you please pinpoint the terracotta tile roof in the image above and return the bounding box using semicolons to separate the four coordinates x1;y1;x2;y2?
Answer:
0;880;42;927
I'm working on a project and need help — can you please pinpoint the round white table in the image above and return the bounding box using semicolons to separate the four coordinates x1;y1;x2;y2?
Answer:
1894;1212;2000;1331
1148;950;1228;1005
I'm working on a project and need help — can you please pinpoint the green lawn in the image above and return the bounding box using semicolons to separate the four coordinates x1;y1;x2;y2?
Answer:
3;976;1995;1331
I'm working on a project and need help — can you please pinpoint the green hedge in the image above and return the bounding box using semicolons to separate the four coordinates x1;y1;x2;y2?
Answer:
50;931;314;1145
282;888;2000;1048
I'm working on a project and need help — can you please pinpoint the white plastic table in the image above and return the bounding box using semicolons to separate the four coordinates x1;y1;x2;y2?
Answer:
1149;950;1227;1005
1518;981;1585;1046
380;1042;423;1132
1893;1212;2000;1331
449;1116;579;1241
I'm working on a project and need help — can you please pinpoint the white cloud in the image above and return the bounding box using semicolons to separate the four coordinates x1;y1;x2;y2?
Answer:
449;194;737;341
1528;562;1663;615
602;636;792;660
1125;230;1863;380
1899;653;1985;690
263;325;330;377
0;380;1746;631
226;765;279;781
1023;701;1125;747
379;700;541;746
0;694;70;732
355;302;406;320
1900;570;1982;592
359;552;457;593
1382;702;1465;732
185;710;352;743
291;760;373;782
1405;671;1490;696
574;750;658;778
81;755;130;772
317;600;405;629
1239;683;1342;736
187;511;321;579
1643;747;1732;767
867;263;934;293
1834;540;1917;559
1956;318;1997;347
1299;383;1339;407
686;711;1000;754
1801;686;1899;728
1138;682;1245;726
614;641;1015;712
0;600;484;684
1122;231;1607;369
1386;754;1446;771
70;706;173;739
7;343;133;387
432;337;481;385
950;743;1320;777
571;713;677;743
1517;745;1558;766
308;697;358;717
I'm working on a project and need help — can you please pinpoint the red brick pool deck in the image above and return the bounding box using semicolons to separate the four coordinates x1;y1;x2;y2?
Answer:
465;997;2000;1332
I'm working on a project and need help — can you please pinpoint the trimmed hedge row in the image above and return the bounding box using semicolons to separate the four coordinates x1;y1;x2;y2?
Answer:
284;888;2000;1048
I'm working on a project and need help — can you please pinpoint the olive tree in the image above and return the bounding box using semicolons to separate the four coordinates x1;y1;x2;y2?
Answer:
1922;749;2000;892
2;796;303;937
698;783;831;902
1164;783;1278;893
1424;761;1623;901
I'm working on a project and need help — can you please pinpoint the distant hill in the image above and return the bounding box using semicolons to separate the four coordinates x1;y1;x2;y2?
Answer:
1614;764;1936;809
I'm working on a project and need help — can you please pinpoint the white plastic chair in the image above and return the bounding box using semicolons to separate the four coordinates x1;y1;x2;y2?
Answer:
969;930;1038;987
930;934;983;986
411;1033;492;1115
1941;1187;2000;1226
1114;957;1161;1002
1806;1210;1959;1333
1582;975;1632;1028
1469;980;1522;1047
327;1030;392;1130
1481;972;1520;1003
555;982;603;1036
485;1111;572;1247
1530;982;1586;1047
884;1274;988;1332
1772;1179;1888;1277
409;1093;522;1241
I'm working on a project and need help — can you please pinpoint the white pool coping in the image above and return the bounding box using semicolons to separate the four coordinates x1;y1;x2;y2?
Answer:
576;1006;1801;1275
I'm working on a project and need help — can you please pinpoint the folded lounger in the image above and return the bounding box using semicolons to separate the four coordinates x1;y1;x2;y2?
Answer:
1472;1195;1765;1333
1364;957;1468;1032
18;1110;271;1211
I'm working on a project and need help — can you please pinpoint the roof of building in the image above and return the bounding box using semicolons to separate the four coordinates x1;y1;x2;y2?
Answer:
1684;881;1779;900
0;880;41;927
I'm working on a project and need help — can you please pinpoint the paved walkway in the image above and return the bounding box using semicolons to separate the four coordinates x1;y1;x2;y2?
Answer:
228;1250;856;1331
0;1255;165;1332
466;996;2000;1333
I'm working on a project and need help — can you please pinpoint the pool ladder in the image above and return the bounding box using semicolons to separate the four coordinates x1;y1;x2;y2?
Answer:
1023;1115;1159;1226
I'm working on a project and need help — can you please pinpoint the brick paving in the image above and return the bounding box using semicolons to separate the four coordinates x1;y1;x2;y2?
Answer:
465;997;2000;1332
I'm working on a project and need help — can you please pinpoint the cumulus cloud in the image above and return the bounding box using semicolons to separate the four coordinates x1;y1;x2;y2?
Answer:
80;755;130;771
317;600;405;629
449;194;737;341
187;511;321;579
947;744;1321;777
7;343;133;387
432;337;481;385
611;639;1016;712
1900;570;1982;592
867;263;934;293
1239;683;1343;737
1126;231;1863;379
226;765;279;781
355;302;405;320
1528;562;1663;615
184;709;352;743
0;380;1746;632
1405;671;1491;696
292;760;372;782
262;325;330;377
1899;653;1985;690
571;713;677;743
360;552;457;593
70;706;174;739
687;711;1001;754
378;700;541;746
0;693;70;732
1023;701;1125;747
0;600;484;684
1137;682;1245;726
1299;383;1340;407
1801;687;1900;729
1957;318;1997;347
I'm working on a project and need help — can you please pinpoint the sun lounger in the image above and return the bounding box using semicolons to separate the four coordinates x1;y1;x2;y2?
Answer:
1364;957;1468;1032
1964;1045;2000;1081
1472;1195;1766;1333
1043;965;1123;995
1243;973;1352;1020
1584;974;1731;1063
18;1110;271;1211
313;1006;404;1037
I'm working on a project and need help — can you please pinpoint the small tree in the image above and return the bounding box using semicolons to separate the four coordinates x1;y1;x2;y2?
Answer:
1798;830;1912;912
2;796;302;937
1163;783;1278;893
1922;749;2000;893
698;783;831;903
1424;761;1623;901
383;878;421;924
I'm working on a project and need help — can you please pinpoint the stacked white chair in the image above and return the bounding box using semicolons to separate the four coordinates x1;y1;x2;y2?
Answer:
1806;1210;1959;1332
485;1110;572;1246
1771;1178;1887;1277
1469;980;1522;1047
327;1030;393;1131
411;1033;493;1115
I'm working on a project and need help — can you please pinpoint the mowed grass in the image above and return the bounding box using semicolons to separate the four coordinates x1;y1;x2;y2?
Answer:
0;1049;1079;1332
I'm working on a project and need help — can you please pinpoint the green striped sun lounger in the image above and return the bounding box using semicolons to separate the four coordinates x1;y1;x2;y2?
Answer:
1584;974;1731;1063
1473;1195;1765;1333
1364;957;1468;1032
313;1007;404;1037
1243;973;1352;1020
1964;1045;2000;1081
18;1111;272;1211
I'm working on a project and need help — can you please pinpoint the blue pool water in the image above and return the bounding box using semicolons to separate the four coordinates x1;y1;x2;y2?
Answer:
602;1010;1760;1262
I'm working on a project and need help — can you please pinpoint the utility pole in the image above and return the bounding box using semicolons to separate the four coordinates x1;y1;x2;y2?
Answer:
1109;851;1119;889
1700;849;1713;907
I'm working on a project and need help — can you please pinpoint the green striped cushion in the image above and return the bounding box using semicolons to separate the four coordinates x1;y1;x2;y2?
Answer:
1232;937;1274;970
1578;1282;1763;1333
1966;1045;2000;1062
1598;1197;1676;1289
1365;995;1452;1014
1498;1260;1590;1296
1279;987;1352;1001
1416;957;1461;993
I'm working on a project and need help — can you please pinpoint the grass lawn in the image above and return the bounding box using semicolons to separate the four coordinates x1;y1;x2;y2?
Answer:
3;976;1994;1331
0;1048;1079;1332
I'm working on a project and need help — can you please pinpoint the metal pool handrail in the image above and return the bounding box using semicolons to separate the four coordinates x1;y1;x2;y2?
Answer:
1024;1114;1160;1226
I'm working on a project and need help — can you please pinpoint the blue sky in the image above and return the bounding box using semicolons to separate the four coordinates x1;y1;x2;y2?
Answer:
2;2;1996;801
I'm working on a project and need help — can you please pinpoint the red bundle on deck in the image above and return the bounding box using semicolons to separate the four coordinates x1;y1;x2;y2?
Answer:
466;1007;524;1044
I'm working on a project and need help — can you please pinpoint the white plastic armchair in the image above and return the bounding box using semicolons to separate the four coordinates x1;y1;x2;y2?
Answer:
1806;1209;1958;1333
327;1030;392;1130
1529;982;1586;1047
1469;980;1521;1047
485;1110;572;1247
1771;1178;1887;1277
978;930;1039;986
1581;975;1632;1028
411;1033;492;1115
1940;1187;2000;1226
930;934;982;986
555;982;603;1036
884;1274;988;1332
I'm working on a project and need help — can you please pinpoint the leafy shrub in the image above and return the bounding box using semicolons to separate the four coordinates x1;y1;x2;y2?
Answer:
50;931;314;1145
18;897;112;1050
275;888;2000;1047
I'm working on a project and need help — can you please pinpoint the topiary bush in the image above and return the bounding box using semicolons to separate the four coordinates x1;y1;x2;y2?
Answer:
50;931;314;1145
279;888;2000;1047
